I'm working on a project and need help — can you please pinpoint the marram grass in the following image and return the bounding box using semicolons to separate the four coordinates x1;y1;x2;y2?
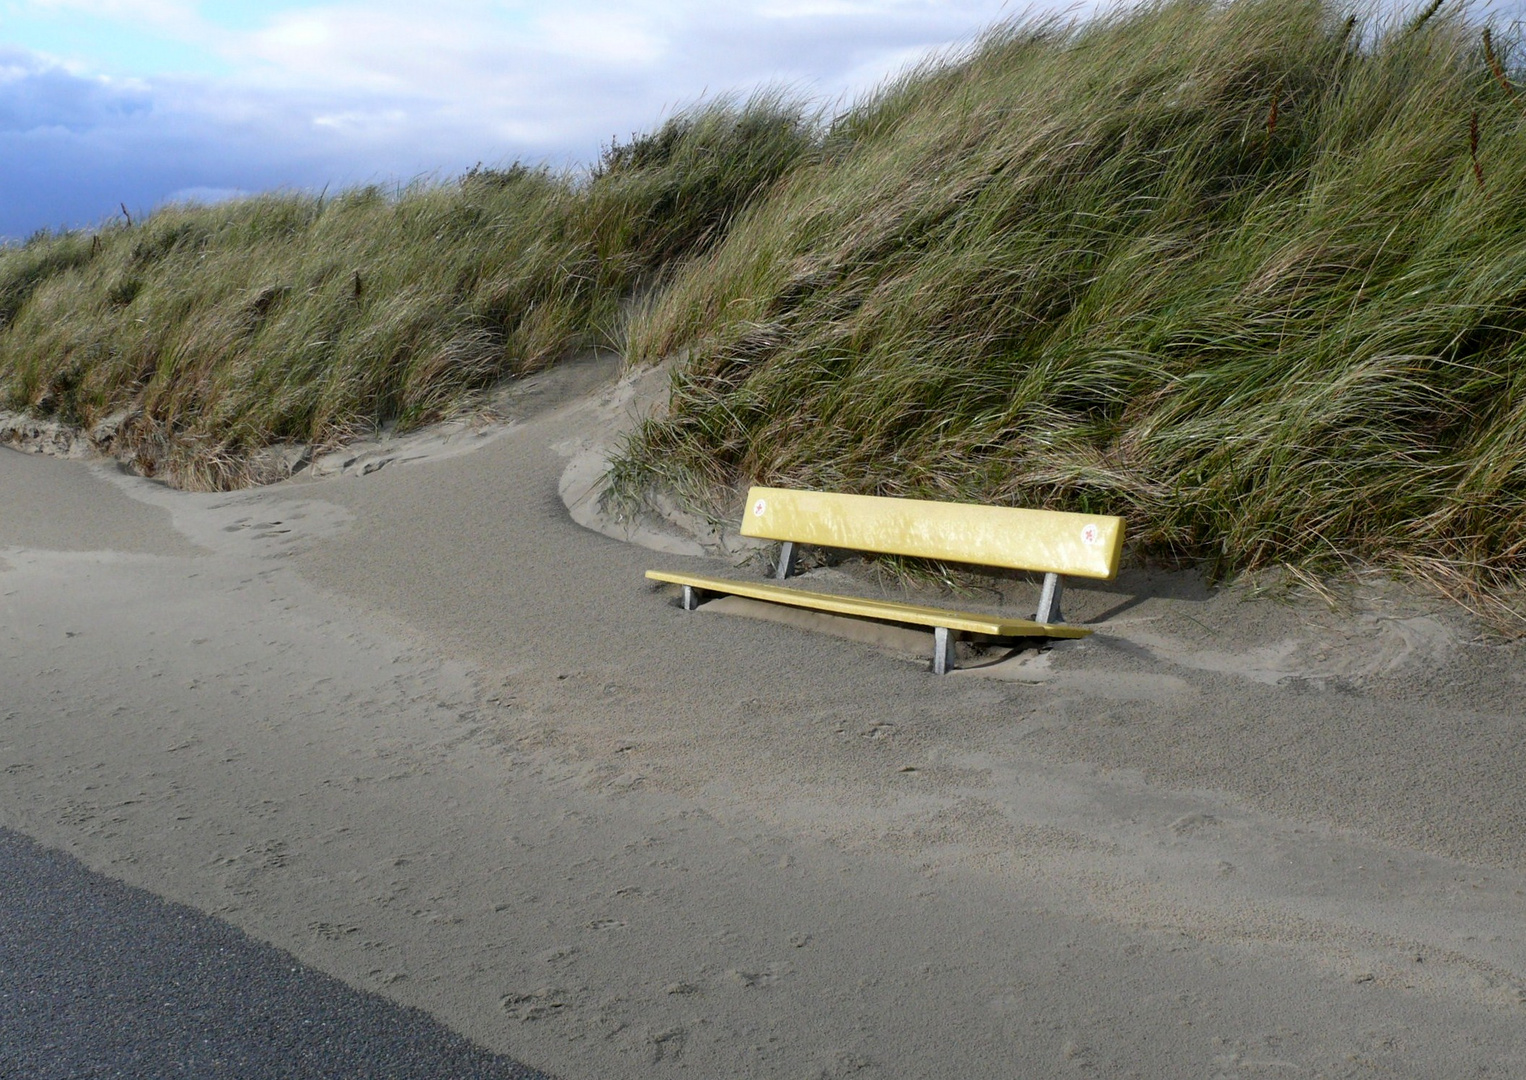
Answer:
0;93;816;488
610;0;1526;624
3;0;1526;623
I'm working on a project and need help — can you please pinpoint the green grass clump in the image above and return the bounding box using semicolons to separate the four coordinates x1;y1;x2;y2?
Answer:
0;94;815;488
610;0;1526;620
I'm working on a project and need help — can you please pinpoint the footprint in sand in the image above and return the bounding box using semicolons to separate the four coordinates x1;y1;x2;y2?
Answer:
727;962;795;988
1170;813;1220;836
500;987;569;1021
309;921;359;941
649;1027;686;1063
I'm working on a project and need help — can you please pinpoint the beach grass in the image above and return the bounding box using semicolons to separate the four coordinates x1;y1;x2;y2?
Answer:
3;0;1525;620
0;93;815;488
609;0;1526;621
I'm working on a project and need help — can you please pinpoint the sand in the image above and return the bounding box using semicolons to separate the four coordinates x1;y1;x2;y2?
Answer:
2;353;1525;1077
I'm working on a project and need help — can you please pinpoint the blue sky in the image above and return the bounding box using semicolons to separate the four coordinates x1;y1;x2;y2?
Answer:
0;1;1033;239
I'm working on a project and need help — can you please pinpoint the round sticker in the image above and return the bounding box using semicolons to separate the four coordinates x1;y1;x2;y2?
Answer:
753;498;768;517
1081;524;1101;547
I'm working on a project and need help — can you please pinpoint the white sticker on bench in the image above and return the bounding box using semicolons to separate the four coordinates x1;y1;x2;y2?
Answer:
753;498;767;517
1081;524;1100;546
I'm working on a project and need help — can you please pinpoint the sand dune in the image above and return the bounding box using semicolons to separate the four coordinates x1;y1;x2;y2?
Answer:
3;356;1524;1077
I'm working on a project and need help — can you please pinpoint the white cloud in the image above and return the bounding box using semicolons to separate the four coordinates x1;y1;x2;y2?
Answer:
0;48;151;133
162;184;249;204
532;10;669;66
758;0;942;16
0;0;1032;237
24;0;198;21
310;108;410;136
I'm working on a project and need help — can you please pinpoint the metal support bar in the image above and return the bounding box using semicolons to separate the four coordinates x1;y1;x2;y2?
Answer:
681;584;702;611
1034;572;1064;624
775;540;799;580
932;626;956;675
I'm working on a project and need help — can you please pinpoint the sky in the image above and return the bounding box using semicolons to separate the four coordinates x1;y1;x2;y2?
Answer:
0;0;1035;240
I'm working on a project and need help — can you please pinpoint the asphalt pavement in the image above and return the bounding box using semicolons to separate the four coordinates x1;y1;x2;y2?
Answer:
0;827;553;1080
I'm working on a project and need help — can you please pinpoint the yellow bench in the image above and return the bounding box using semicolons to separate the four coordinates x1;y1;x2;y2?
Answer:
646;486;1125;673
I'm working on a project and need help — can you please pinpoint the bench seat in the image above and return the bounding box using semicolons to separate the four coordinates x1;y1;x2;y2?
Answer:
644;569;1092;639
647;486;1123;673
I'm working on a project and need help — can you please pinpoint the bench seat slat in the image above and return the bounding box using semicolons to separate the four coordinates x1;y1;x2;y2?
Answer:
739;486;1124;581
646;570;1093;639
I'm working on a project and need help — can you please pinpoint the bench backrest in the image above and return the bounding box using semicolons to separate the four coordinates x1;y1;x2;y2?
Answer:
739;486;1124;580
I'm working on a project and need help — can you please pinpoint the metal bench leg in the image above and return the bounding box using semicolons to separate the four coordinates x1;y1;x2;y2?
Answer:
932;626;956;675
775;540;799;580
1034;572;1064;624
681;585;702;611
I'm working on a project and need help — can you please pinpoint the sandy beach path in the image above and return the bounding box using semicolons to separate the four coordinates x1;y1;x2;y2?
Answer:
3;357;1525;1077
